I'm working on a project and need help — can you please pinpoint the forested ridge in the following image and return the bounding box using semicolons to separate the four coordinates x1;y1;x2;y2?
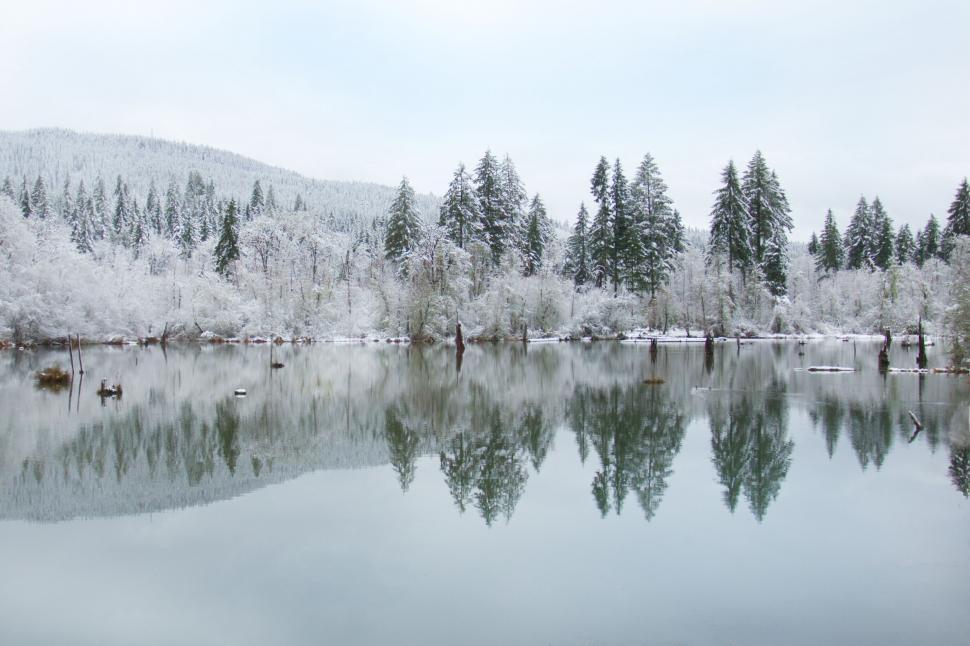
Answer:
1;129;968;349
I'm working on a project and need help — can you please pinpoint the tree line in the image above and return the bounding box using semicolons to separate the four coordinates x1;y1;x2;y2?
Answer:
810;178;970;274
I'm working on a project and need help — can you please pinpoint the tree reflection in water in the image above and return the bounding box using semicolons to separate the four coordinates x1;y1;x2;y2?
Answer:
2;341;968;523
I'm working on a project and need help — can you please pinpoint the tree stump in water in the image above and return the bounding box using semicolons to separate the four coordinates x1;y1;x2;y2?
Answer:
917;317;928;369
878;329;891;372
455;322;465;355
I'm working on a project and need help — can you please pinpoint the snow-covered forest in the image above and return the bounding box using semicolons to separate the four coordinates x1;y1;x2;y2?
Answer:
0;128;968;346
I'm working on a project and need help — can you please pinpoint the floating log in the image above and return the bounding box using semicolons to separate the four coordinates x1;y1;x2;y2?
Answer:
234;388;247;397
643;377;665;385
806;366;856;373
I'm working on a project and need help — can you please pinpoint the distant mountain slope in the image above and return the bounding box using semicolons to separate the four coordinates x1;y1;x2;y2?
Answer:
0;128;438;226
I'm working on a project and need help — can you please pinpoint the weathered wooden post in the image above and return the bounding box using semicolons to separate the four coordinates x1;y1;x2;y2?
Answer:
67;335;75;375
917;317;928;369
455;321;465;355
76;334;84;375
878;328;891;372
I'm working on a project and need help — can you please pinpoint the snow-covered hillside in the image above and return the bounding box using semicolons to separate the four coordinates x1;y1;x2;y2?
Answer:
0;128;438;226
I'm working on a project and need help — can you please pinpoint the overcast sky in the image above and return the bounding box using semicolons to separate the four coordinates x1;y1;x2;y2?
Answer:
1;0;968;238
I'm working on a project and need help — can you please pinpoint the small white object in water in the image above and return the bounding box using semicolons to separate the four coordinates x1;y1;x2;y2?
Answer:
234;388;247;397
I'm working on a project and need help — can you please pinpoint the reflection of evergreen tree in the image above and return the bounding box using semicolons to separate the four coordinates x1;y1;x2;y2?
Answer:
949;446;970;497
745;392;793;521
847;402;893;471
440;434;477;513
577;383;685;521
709;399;748;513
384;406;419;492
215;400;241;475
567;390;591;464
438;407;529;526
810;395;844;458
709;385;793;521
518;405;553;471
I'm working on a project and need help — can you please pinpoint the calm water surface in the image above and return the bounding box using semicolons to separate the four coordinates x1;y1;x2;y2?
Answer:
1;340;968;645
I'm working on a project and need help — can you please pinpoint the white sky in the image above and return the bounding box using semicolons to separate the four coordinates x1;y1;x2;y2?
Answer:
1;0;968;238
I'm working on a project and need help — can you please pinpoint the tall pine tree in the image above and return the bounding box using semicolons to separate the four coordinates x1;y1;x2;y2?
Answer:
384;176;421;262
895;224;915;264
627;153;683;297
215;199;240;278
438;163;481;249
563;203;591;286
869;197;894;270
708;161;752;278
816;210;843;273
588;156;612;288
607;158;631;295
942;177;970;260
844;197;873;270
474;150;506;264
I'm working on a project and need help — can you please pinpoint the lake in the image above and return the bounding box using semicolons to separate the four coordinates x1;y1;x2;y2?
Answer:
1;340;968;645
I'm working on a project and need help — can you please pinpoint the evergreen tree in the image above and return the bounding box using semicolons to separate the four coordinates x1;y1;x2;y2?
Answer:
523;194;550;276
474;150;506;264
816;209;843;273
30;176;50;219
915;214;942;266
588;156;612;288
438;163;481;249
742;151;773;263
708;161;753;277
19;176;31;218
563;203;591;286
761;233;790;296
145;180;163;235
265;184;278;215
60;177;75;227
112;180;131;242
627;153;683;297
129;200;147;256
384;176;421;262
249;180;265;218
0;176;14;203
895;224;915;264
844;197;873;270
215;199;240;277
92;175;108;240
164;179;182;239
72;181;93;253
942;177;970;260
498;155;527;257
607;158;631;295
293;194;306;211
761;168;794;295
870;197;894;270
807;232;819;256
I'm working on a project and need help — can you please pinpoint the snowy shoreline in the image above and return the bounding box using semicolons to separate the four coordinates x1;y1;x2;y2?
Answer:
1;330;902;350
